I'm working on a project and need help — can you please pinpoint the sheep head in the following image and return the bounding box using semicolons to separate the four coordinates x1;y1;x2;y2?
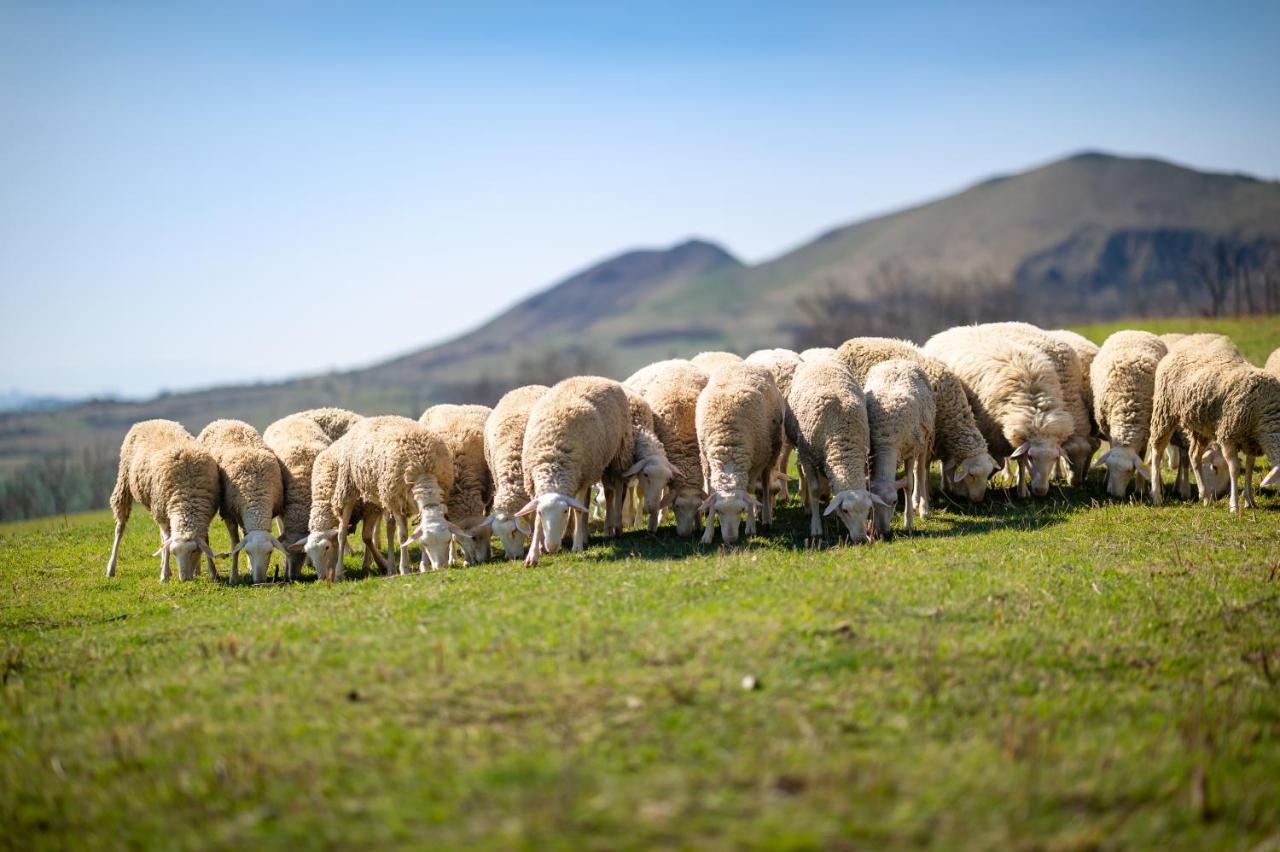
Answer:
823;489;886;543
300;529;340;580
948;453;997;502
222;529;290;584
489;511;531;560
1093;446;1147;498
1011;440;1061;497
154;535;217;581
624;457;676;514
698;489;759;545
869;479;904;536
670;486;705;537
515;493;587;557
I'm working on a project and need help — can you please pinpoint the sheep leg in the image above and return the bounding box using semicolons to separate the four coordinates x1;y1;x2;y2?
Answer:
334;504;354;581
525;514;544;566
760;467;774;530
620;482;636;529
804;462;823;540
700;511;717;545
223;518;241;585
574;486;592;551
1224;448;1242;513
1174;450;1191;500
1188;436;1211;505
1243;454;1257;509
158;523;172;583
386;516;399;574
393;514;410;575
904;457;916;532
106;473;132;578
915;454;930;519
1016;458;1030;498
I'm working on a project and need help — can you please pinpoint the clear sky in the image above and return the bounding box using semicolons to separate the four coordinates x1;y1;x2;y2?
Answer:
2;0;1277;398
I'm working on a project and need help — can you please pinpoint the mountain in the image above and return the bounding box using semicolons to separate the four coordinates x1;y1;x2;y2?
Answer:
3;151;1279;501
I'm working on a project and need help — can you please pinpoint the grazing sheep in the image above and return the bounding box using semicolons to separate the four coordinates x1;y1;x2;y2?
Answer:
745;348;804;500
695;363;785;545
800;347;837;362
292;407;363;442
1048;329;1101;416
616;387;676;533
924;327;1075;497
483;385;549;560
420;404;494;565
1267;347;1280;377
785;358;882;542
979;323;1095;485
106;420;221;582
863;360;935;536
1149;334;1280;511
626;360;710;537
306;416;459;578
690;351;742;371
196;419;286;584
836;337;994;504
263;414;330;578
1088;331;1166;497
519;377;632;565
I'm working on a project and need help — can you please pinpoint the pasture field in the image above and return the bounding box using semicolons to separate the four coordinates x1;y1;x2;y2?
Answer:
2;481;1279;849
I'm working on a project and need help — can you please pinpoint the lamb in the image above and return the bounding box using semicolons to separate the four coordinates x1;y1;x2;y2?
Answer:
784;358;883;542
196;419;286;584
305;416;460;578
1149;334;1280;511
800;347;837;362
483;385;549;560
978;322;1096;485
616;387;676;533
419;404;494;565
863;360;935;536
519;376;632;565
1087;331;1167;497
1266;347;1280;377
835;337;994;504
694;363;785;545
625;360;710;537
690;351;742;370
106;420;221;582
923;327;1075;497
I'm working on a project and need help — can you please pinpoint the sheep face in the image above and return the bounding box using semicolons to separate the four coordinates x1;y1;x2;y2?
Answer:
229;529;285;584
1095;446;1147;497
700;490;757;545
1063;436;1095;486
1199;447;1232;499
627;458;674;514
490;512;530;560
869;481;898;536
671;488;705;537
454;522;491;566
416;516;455;569
948;454;996;502
168;538;204;581
1012;441;1061;496
304;530;340;580
823;489;880;543
282;535;308;578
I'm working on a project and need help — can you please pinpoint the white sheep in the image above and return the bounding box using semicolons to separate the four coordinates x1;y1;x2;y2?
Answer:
519;376;632;565
835;337;994;505
1088;331;1166;497
625;359;710;537
695;363;785;545
419;403;494;565
292;407;363;441
863;359;935;536
745;348;804;501
106;420;221;582
1149;334;1280;511
799;347;838;362
785;358;882;542
196;419;287;584
690;351;742;371
616;387;676;533
483;384;549;560
1266;347;1280;377
924;326;1075;497
263;413;331;579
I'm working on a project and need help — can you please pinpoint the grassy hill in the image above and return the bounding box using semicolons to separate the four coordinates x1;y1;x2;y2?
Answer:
2;152;1279;507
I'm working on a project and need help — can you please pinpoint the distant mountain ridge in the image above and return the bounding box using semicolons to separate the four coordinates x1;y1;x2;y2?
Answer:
2;151;1278;489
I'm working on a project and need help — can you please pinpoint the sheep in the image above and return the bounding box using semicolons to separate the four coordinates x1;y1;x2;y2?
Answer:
863;359;935;536
835;337;994;504
784;358;882;543
616;387;676;533
1088;331;1167;498
419;403;494;565
483;384;549;560
690;351;742;370
1149;334;1280;511
263;414;331;578
800;347;838;362
106;420;221;582
1267;347;1280;377
292;407;363;441
626;360;710;537
1159;333;1186;350
745;348;804;499
923;327;1075;497
304;416;459;578
196;419;286;584
519;376;632;565
694;363;785;545
978;322;1096;485
1048;329;1100;416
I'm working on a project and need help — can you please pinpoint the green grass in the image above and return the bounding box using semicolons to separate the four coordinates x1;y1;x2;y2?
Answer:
1074;315;1280;365
3;477;1280;849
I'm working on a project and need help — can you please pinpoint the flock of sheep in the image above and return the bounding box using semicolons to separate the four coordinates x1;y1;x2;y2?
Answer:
104;325;1280;583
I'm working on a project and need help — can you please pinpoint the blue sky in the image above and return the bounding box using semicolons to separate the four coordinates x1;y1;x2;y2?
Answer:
2;1;1277;398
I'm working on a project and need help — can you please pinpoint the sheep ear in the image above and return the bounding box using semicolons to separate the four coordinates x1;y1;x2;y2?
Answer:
152;539;169;557
823;497;841;516
287;539;307;552
623;460;647;478
1010;443;1030;459
951;464;967;483
565;496;589;513
869;493;891;509
1092;451;1111;470
1201;449;1216;462
198;539;219;561
270;536;290;554
893;477;909;491
1135;465;1150;481
514;498;539;518
448;523;473;540
515;519;531;535
698;495;717;512
1261;466;1280;489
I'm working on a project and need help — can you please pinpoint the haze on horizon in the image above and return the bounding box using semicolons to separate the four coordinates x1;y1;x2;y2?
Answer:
2;0;1278;399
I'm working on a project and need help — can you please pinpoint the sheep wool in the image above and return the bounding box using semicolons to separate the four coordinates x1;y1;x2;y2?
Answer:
627;360;710;537
863;359;935;535
293;407;363;442
264;413;334;578
106;420;221;582
924;326;1074;498
616;387;674;534
835;337;992;502
1089;330;1168;497
420;403;494;565
196;419;286;584
784;358;877;542
690;351;742;371
483;385;550;560
1266;347;1280;377
521;376;633;564
799;347;837;362
695;363;785;545
1149;334;1280;511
